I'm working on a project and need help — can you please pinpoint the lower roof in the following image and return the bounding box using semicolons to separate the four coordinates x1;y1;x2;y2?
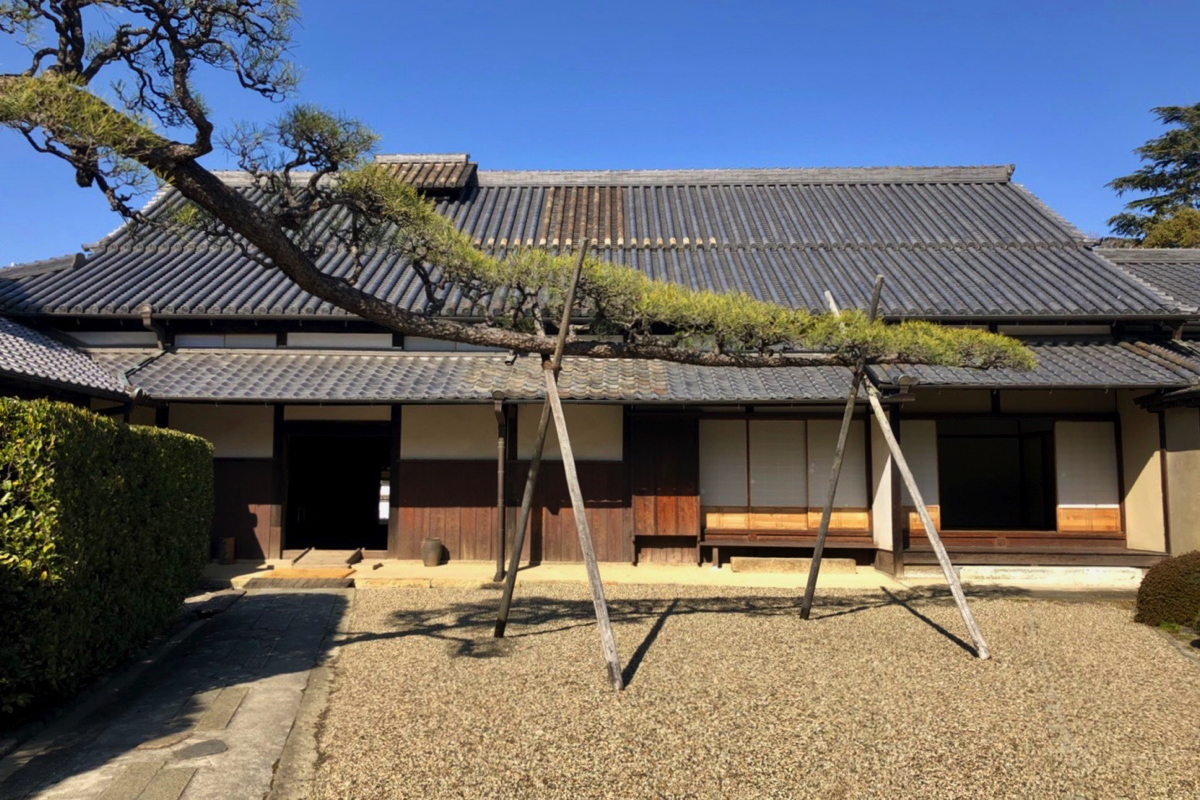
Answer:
87;350;859;404
0;317;127;397
78;339;1200;404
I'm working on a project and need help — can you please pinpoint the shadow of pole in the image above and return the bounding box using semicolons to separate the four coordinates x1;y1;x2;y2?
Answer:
621;598;679;688
880;587;978;657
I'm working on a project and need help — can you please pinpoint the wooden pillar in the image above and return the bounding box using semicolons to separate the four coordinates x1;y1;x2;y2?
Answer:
270;404;286;559
388;404;402;558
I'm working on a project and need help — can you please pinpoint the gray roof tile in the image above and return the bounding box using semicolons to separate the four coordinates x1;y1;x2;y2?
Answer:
0;316;126;395
869;340;1200;389
0;167;1184;320
86;349;859;404
1098;248;1200;310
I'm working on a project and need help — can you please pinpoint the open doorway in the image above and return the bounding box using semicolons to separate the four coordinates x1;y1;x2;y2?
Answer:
937;418;1055;531
285;426;390;551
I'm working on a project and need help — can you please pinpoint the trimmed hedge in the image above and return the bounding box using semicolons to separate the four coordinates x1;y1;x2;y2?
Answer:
1;398;213;717
1134;551;1200;628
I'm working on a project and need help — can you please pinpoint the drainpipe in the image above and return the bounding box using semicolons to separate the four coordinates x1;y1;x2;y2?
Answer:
493;392;508;582
137;302;167;350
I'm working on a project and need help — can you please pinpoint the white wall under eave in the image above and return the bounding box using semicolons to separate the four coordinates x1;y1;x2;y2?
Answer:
169;404;274;458
1164;407;1200;555
401;405;496;460
1117;391;1166;553
870;415;894;551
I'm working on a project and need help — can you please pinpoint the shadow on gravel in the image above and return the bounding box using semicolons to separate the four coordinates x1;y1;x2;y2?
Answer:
360;585;1026;685
0;590;348;800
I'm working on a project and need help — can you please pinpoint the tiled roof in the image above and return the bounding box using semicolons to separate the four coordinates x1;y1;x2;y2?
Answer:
869;340;1200;389
0;165;1185;321
0;316;126;396
375;153;477;192
1097;248;1200;310
86;349;859;403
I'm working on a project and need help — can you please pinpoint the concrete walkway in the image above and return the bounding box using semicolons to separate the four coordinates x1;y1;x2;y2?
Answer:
0;590;348;800
205;558;909;592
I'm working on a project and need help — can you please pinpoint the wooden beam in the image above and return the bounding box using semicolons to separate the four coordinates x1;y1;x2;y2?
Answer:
495;245;590;638
800;275;884;620
545;370;625;690
866;385;991;659
493;399;507;582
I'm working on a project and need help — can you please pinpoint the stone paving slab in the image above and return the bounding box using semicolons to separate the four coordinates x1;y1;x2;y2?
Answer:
0;589;349;800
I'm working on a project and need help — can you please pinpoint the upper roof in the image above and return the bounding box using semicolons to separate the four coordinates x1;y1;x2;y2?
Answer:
0;316;127;397
1097;248;1200;310
0;163;1187;321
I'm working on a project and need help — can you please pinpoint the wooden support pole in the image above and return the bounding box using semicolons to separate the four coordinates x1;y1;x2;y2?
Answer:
492;398;507;583
800;275;884;620
545;370;625;690
494;244;590;638
866;386;991;660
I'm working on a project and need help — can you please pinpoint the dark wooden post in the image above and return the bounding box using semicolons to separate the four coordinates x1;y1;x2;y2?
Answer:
866;385;991;659
492;396;508;582
800;275;883;620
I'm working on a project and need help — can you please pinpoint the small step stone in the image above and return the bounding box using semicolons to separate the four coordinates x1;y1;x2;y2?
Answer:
728;556;857;574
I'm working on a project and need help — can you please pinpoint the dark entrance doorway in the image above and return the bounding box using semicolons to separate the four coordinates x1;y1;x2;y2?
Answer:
285;425;390;550
937;418;1056;531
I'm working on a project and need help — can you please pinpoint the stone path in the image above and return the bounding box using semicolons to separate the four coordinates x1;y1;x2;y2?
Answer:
0;589;348;800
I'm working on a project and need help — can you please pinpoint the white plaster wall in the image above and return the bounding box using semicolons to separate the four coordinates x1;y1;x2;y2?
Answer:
517;404;623;461
870;416;894;550
69;331;158;346
169;404;273;458
1117;390;1166;552
1164;407;1200;555
748;420;806;507
401;405;496;460
286;332;393;349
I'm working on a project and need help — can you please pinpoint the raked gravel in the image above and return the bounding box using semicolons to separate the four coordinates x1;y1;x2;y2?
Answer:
309;584;1200;799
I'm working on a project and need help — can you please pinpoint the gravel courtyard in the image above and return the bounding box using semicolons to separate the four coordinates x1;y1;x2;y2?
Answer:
310;584;1200;799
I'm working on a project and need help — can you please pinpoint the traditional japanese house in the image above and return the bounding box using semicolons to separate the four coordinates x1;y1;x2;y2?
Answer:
4;156;1200;575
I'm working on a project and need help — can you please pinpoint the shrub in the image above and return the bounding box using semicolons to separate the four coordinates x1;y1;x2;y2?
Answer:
0;398;213;718
1134;551;1200;627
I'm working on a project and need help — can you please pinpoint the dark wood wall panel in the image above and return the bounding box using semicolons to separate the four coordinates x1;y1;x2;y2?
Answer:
396;460;497;561
213;459;275;560
397;460;630;563
631;417;700;537
636;537;698;564
507;462;630;563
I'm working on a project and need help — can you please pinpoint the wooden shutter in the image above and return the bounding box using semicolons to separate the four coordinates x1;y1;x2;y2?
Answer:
1055;421;1121;532
899;420;941;533
806;419;868;530
748;420;806;507
699;419;747;507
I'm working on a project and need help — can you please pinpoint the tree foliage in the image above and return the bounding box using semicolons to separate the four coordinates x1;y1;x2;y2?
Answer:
0;1;1032;370
1141;207;1200;249
1109;102;1200;242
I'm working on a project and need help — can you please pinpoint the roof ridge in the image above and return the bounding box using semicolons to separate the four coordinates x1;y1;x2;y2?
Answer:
1096;247;1200;263
475;165;1014;187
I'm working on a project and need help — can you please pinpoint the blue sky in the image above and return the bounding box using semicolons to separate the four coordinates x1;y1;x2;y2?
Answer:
1;0;1197;264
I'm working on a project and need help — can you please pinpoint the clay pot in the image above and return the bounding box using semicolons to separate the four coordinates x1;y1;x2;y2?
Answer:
421;537;443;567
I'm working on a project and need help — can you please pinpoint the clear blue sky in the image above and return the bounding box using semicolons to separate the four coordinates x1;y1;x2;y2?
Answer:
2;0;1197;264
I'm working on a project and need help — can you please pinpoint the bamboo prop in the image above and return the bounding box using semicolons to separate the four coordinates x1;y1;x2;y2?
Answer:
799;275;884;620
494;245;590;638
865;386;991;659
544;371;625;689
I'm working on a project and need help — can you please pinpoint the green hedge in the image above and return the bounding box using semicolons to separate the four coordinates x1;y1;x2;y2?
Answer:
0;398;213;717
1134;551;1200;628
